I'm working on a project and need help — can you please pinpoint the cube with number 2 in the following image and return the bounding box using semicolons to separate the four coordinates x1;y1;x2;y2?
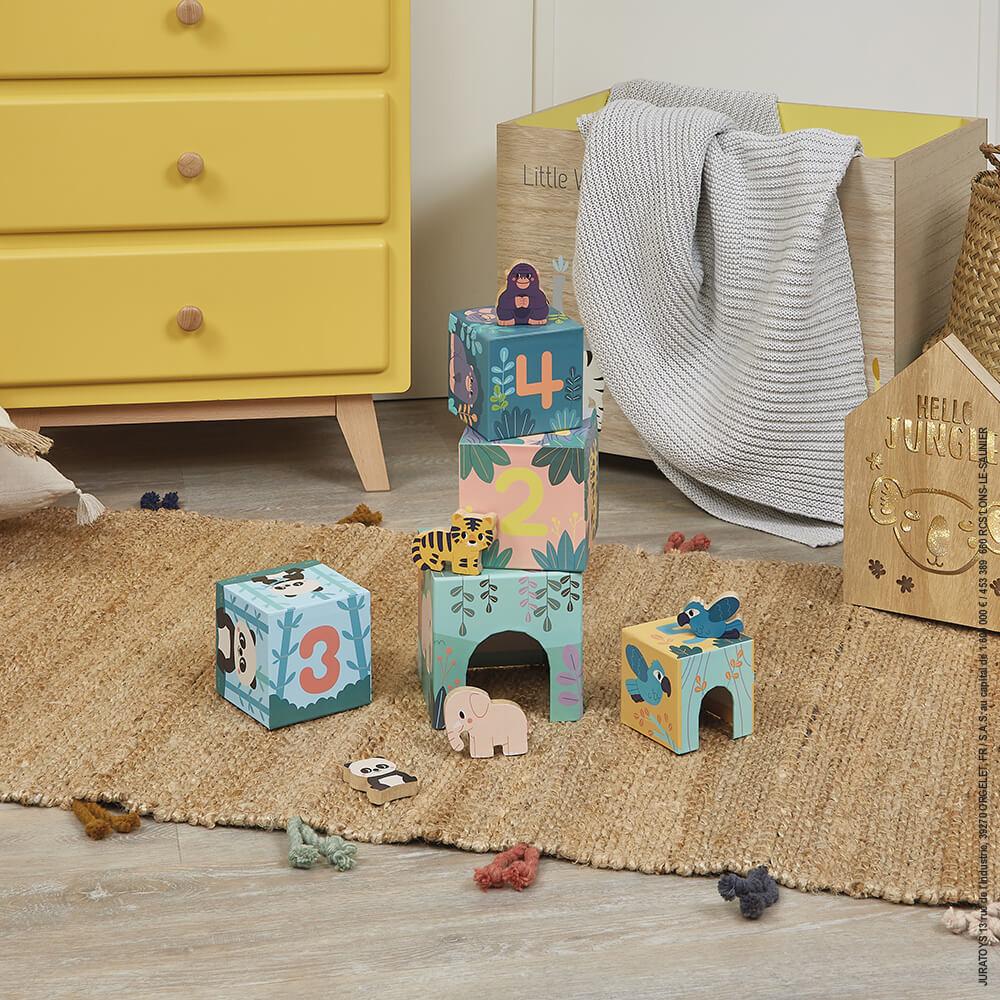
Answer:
459;416;598;572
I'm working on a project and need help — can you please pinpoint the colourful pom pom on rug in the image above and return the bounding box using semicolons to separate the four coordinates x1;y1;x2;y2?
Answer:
473;843;540;892
337;503;383;526
718;865;779;919
287;817;358;871
70;799;141;839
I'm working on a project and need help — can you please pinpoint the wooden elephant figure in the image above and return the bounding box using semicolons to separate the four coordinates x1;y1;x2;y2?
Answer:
443;686;528;758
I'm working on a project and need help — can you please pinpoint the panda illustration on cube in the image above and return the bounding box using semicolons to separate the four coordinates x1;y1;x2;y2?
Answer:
251;566;324;599
216;608;258;690
342;757;420;806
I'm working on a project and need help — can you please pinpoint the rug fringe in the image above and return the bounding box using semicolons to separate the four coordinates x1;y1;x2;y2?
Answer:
0;425;54;459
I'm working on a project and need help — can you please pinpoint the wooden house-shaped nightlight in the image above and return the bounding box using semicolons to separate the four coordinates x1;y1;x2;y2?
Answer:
844;335;1000;631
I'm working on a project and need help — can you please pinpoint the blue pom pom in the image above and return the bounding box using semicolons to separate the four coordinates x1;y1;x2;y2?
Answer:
717;873;738;900
162;491;180;510
719;865;779;920
140;491;161;511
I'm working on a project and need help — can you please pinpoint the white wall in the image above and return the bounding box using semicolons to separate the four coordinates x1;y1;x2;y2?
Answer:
538;0;996;118
408;0;999;397
409;0;533;398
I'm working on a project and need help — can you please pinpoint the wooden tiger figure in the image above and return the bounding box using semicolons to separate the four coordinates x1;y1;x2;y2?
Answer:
411;511;496;576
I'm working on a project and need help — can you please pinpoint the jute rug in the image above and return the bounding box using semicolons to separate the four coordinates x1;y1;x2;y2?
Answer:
1;509;996;904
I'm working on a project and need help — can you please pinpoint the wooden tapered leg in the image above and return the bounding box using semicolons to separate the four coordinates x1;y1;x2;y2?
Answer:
8;410;41;433
336;394;390;492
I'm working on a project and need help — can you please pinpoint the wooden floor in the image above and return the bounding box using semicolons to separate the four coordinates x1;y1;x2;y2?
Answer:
1;399;985;999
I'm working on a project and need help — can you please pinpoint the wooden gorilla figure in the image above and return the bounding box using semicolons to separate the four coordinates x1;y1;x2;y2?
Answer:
496;262;549;326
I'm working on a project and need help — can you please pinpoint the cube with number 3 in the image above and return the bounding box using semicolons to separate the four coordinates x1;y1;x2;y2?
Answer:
459;416;599;572
215;561;372;730
448;306;585;440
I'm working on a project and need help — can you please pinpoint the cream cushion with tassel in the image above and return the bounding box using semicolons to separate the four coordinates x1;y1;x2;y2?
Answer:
0;407;105;525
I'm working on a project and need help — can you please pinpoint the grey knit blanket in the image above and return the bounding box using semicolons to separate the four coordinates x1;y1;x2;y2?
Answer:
573;80;867;546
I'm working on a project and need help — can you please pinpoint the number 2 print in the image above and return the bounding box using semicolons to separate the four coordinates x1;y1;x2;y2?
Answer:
495;467;547;537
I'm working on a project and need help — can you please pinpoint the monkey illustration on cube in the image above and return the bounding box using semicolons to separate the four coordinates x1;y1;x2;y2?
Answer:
449;331;479;426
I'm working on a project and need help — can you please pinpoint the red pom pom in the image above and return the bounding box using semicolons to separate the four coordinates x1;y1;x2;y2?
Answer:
663;531;685;552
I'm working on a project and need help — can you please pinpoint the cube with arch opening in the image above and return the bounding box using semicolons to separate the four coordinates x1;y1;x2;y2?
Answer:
418;566;584;729
620;616;754;754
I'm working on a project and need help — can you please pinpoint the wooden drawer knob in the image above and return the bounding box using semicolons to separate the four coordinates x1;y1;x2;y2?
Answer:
176;0;204;25
177;152;204;178
177;306;203;332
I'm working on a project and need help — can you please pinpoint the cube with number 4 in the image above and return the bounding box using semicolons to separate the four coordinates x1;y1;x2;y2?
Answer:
448;306;585;440
215;561;371;730
459;416;599;572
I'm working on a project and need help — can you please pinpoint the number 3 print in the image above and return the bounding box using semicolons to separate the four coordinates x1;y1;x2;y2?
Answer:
298;625;341;694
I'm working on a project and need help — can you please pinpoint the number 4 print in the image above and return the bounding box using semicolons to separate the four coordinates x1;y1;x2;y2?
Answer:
516;352;564;410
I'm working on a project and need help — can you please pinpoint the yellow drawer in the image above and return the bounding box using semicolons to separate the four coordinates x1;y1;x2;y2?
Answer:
1;0;390;79
0;79;389;233
0;232;390;387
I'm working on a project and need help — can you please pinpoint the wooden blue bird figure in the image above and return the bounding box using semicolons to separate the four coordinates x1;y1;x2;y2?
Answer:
624;644;671;705
676;594;744;641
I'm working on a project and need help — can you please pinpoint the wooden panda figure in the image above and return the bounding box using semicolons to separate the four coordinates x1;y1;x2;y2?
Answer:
342;757;420;805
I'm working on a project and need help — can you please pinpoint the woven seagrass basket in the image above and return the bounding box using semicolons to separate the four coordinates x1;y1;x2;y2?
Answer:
925;143;1000;378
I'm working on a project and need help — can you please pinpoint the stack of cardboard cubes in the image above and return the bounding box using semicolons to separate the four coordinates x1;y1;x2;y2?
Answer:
417;304;599;730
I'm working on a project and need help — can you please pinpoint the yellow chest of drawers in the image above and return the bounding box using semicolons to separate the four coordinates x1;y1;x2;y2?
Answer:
1;0;410;491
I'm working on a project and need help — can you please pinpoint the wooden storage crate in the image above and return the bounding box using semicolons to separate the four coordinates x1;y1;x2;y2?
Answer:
497;91;987;459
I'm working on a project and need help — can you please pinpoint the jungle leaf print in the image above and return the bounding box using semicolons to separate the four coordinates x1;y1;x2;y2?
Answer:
556;643;583;705
549;406;578;431
432;686;447;729
531;446;587;486
481;538;513;569
494;406;536;440
563;368;582;403
479;575;499;612
669;644;702;658
460;442;510;483
531;531;588;572
457;318;483;355
489;384;509;411
559;573;581;612
490;347;515;399
449;582;475;636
